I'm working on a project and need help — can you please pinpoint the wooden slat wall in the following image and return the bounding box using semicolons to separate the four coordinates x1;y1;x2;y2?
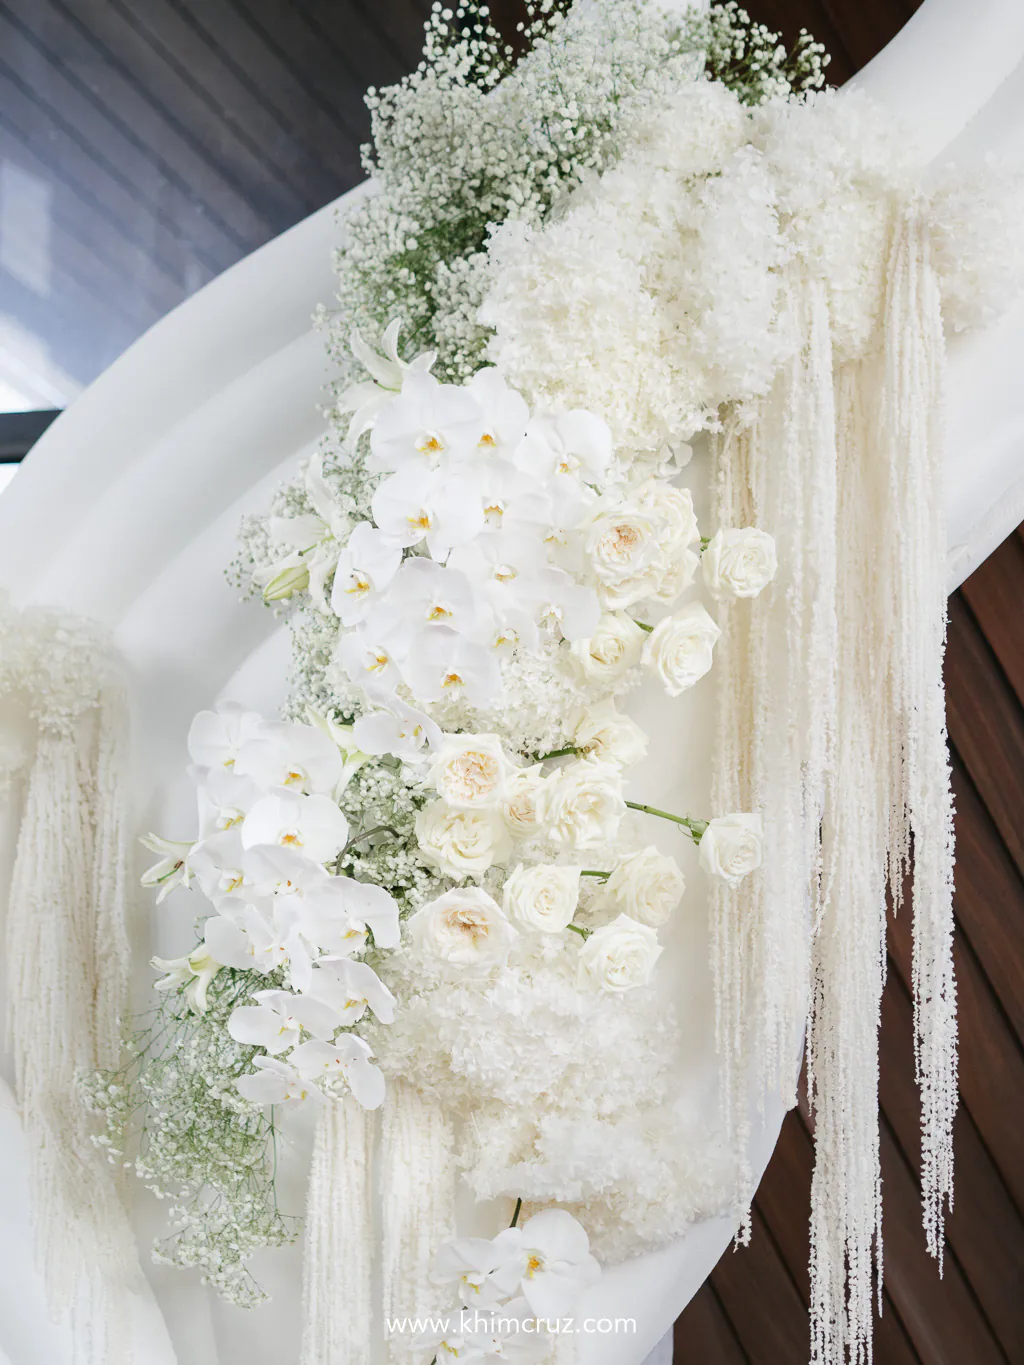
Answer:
0;0;430;390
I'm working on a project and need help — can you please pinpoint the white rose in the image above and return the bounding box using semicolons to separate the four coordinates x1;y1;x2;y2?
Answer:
698;813;764;887
502;765;546;840
569;612;645;682
571;699;648;770
409;887;517;970
428;733;514;810
634;479;699;554
578;913;662;993
502;864;581;933
641;602;722;696
585;506;664;609
605;846;685;926
537;761;625;850
414;801;512;880
702;528;777;600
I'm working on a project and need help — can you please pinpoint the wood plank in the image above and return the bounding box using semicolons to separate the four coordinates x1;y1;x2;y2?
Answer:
950;756;1024;1046
110;0;361;200
710;1205;809;1364
889;906;1024;1216
959;531;1024;711
0;4;253;267
674;1282;749;1365
945;592;1024;878
879;960;1024;1361
879;1119;1007;1365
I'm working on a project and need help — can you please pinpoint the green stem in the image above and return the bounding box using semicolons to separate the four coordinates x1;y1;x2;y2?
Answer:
535;745;581;761
625;800;708;844
567;922;592;940
632;619;654;633
510;1196;523;1228
699;535;711;552
342;823;399;855
581;869;611;879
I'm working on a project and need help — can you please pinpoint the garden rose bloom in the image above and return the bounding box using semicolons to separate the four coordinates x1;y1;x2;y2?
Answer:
537;761;626;850
568;611;645;682
428;733;514;809
578;914;662;993
502;864;581;933
415;801;511;879
698;812;764;886
409;887;517;970
641;602;722;695
606;846;685;926
701;527;777;599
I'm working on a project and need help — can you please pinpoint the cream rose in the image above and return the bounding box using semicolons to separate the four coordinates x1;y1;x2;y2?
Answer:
698;813;764;887
702;527;777;600
578;913;662;993
428;733;514;810
635;479;699;554
502;765;546;840
414;801;511;880
502;863;581;933
585;505;664;609
605;846;685;926
571;699;648;770
641;602;721;696
409;887;517;969
569;612;645;682
537;761;626;850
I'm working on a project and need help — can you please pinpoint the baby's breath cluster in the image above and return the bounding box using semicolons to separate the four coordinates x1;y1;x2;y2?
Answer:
82;967;295;1307
694;1;830;105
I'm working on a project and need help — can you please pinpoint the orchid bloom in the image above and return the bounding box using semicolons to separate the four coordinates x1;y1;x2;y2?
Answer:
152;946;221;1015
234;717;345;796
253;455;352;607
329;522;403;625
140;833;195;903
489;1210;601;1319
336;319;436;449
369;370;485;473
307;957;397;1025
289;1035;386;1110
240;790;349;863
187;702;265;772
351;700;442;765
236;1055;317;1107
227;989;341;1054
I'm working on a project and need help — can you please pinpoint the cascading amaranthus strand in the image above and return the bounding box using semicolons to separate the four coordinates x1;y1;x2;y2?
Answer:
1;599;139;1365
712;206;958;1364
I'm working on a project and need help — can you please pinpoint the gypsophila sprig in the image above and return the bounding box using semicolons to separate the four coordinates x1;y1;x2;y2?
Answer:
82;965;296;1307
687;2;830;105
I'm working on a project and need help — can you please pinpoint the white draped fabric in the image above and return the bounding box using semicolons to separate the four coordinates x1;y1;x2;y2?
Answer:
1;2;1023;1362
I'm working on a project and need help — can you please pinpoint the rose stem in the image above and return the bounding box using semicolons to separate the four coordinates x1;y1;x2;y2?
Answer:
580;869;611;879
625;800;708;844
535;745;581;761
632;619;654;632
567;923;592;939
510;1197;523;1228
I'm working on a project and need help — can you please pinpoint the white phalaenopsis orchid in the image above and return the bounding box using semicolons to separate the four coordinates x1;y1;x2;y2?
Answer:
337;319;436;448
241;791;349;864
330;522;403;625
288;1035;385;1110
307;957;397;1025
228;989;341;1054
252;455;353;607
432;1209;601;1322
370;370;485;473
234;718;345;797
152;947;220;1014
466;367;530;457
235;1055;317;1107
140;833;195;903
371;466;485;556
351;701;442;764
188;702;264;772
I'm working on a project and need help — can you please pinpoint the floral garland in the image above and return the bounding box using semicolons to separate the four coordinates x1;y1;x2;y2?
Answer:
83;4;1024;1364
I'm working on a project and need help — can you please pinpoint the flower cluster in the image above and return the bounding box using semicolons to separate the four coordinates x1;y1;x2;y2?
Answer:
145;702;407;1112
418;1208;600;1362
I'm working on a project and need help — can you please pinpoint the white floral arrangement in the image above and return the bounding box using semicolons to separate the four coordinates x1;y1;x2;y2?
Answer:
82;2;1024;1363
